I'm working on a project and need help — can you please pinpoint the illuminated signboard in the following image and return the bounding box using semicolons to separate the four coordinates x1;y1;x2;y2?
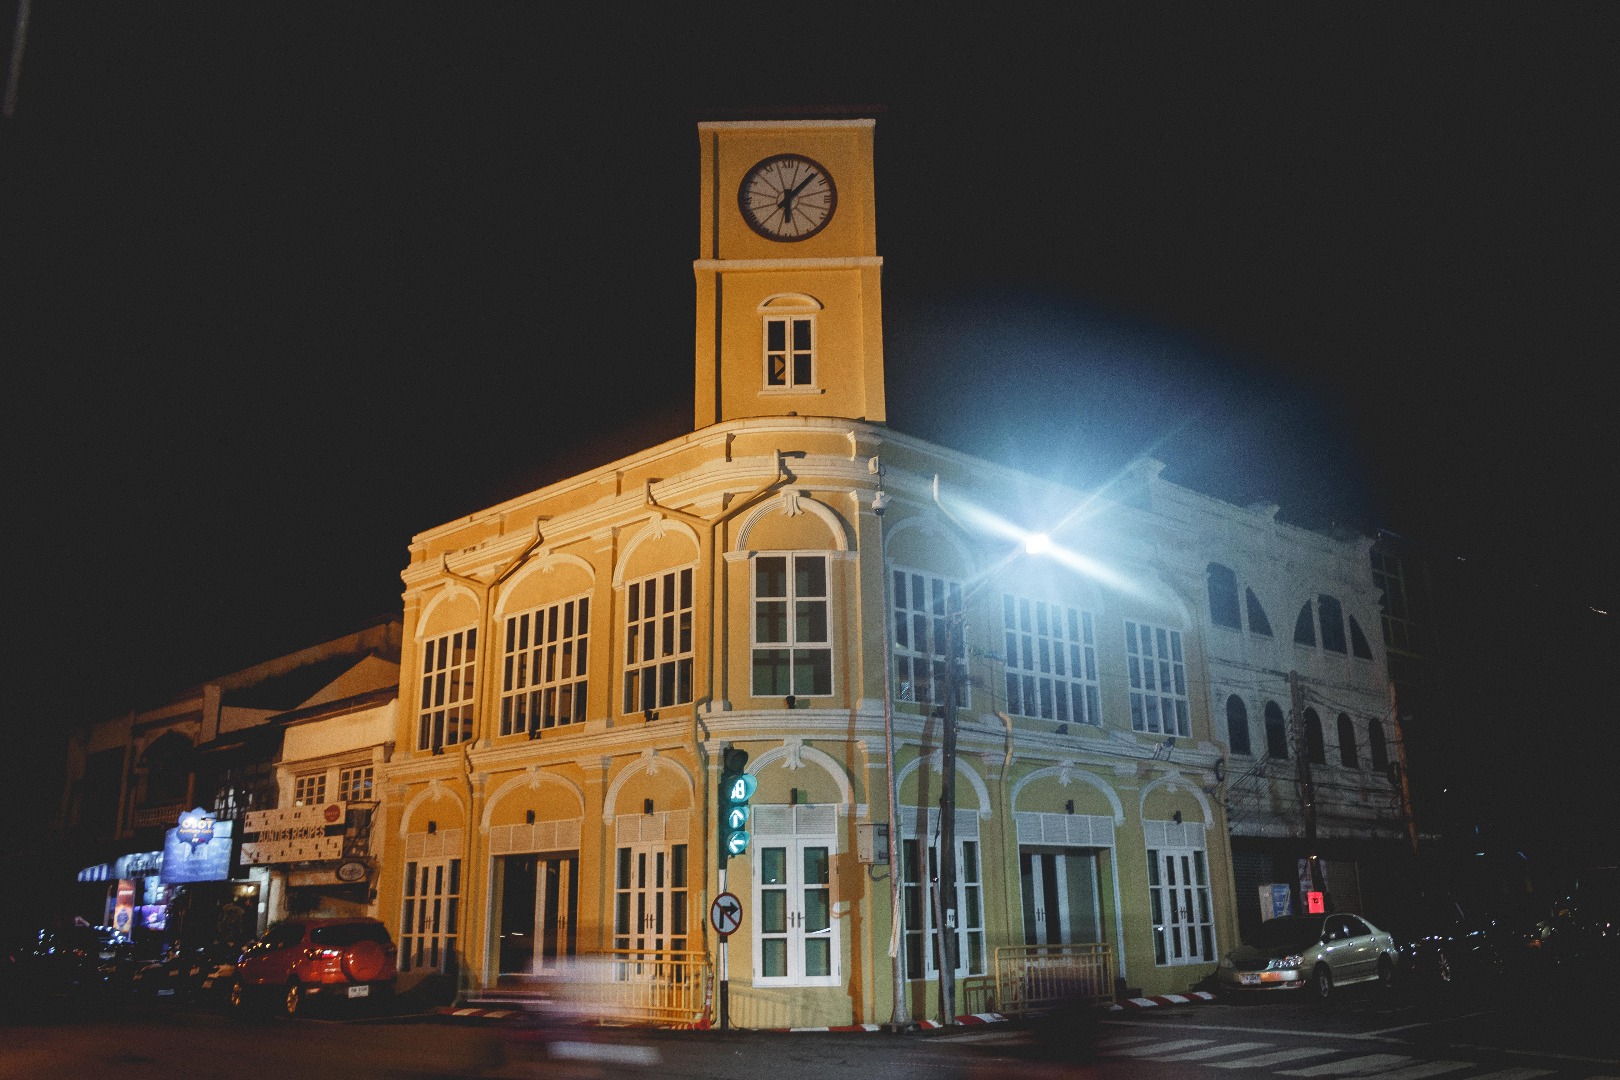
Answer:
240;806;345;865
161;818;234;884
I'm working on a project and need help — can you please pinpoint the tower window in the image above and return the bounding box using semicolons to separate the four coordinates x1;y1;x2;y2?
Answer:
765;316;815;389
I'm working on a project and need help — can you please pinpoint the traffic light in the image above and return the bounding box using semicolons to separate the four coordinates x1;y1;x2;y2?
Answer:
718;747;755;867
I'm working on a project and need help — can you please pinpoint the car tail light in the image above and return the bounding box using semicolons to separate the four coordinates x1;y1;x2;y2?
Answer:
307;948;343;960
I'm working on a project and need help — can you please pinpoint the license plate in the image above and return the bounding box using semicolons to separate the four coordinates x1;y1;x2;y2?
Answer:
1238;973;1260;986
347;984;370;998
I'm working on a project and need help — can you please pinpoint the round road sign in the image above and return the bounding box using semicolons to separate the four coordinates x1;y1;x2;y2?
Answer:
709;891;742;935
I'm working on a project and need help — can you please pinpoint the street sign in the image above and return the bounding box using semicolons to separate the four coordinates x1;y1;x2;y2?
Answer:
709;891;742;936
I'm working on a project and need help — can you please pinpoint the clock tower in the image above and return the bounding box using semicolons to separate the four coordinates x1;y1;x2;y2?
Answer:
694;119;886;429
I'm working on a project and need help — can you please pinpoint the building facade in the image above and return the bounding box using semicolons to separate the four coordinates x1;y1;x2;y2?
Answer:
376;119;1288;1027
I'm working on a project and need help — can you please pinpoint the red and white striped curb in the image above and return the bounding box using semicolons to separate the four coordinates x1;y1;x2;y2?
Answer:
784;1012;1008;1032
1109;991;1215;1010
434;1006;525;1019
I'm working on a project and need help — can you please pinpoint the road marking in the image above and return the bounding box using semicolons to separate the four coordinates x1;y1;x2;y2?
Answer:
1109;1039;1217;1056
1154;1042;1276;1062
1357;1062;1473;1080
1207;1048;1344;1069
1281;1054;1418;1076
1455;1070;1554;1080
1366;1013;1490;1036
1098;1034;1162;1049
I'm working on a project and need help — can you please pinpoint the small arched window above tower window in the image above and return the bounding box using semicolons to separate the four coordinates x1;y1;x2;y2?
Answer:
1348;615;1373;659
1225;694;1251;756
1294;602;1316;647
1368;718;1389;771
1317;595;1348;653
758;294;822;391
1304;708;1326;765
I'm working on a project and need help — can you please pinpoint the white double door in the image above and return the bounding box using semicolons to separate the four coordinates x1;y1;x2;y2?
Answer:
1019;846;1104;946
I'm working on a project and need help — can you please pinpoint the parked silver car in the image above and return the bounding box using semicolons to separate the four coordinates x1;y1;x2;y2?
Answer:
1218;913;1399;1000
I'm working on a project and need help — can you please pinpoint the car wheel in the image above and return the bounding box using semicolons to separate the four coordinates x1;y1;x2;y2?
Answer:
1378;956;1394;990
283;982;303;1018
1313;963;1333;1002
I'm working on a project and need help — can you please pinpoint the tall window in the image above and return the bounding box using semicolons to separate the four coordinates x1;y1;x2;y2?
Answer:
294;772;326;806
901;826;985;979
613;842;688;957
891;569;966;707
1317;595;1348;653
1348;616;1373;659
338;765;373;803
1225;694;1251;756
400;857;461;974
754;811;838;986
752;555;832;698
1337;713;1358;768
1002;595;1100;725
1245;589;1273;636
1264;701;1289;759
1370;549;1420;654
419;628;476;752
764;315;815;388
1368;718;1389;771
1147;846;1215;965
502;595;590;735
1126;621;1189;737
623;568;694;713
1304;708;1326;765
1206;564;1241;629
1293;603;1316;647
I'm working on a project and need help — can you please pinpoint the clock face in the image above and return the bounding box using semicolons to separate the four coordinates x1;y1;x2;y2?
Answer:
738;154;837;241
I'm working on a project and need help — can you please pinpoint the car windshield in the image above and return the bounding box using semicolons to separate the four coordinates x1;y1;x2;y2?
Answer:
1244;916;1324;950
310;923;392;947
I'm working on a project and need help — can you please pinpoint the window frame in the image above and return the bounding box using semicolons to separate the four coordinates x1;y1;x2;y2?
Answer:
1225;694;1252;756
500;592;591;736
750;553;833;699
762;312;818;391
900;813;986;980
622;567;695;714
1126;620;1189;737
752;831;840;987
418;627;477;752
338;765;373;804
890;567;968;709
293;772;326;806
1001;594;1101;726
400;856;461;974
1146;845;1216;967
1206;564;1242;629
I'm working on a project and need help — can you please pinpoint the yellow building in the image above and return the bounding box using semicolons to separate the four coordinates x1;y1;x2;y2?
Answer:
378;118;1239;1027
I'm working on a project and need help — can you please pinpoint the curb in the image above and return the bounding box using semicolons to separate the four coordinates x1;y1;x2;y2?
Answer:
785;1011;1008;1033
1109;991;1216;1010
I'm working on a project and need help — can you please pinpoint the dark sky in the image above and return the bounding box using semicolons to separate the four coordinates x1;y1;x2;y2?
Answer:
4;5;1616;865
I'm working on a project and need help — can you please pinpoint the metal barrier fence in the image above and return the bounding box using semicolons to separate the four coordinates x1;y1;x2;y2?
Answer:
992;943;1114;1015
547;950;712;1027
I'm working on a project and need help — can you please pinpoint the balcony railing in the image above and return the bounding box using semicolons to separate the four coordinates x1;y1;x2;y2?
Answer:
992;942;1115;1015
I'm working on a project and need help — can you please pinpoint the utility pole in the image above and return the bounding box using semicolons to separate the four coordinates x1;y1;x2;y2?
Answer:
1289;671;1325;897
1388;680;1419;856
936;601;963;1026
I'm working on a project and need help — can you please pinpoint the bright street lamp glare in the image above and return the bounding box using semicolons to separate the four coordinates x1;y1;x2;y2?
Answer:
1024;533;1052;556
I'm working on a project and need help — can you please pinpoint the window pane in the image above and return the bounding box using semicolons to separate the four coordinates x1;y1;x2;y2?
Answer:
761;847;787;885
762;938;787;978
761;890;787;933
804;938;830;977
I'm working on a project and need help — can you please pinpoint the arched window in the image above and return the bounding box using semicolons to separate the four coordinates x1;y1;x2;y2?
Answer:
1245;589;1273;636
1337;713;1358;768
1348;616;1373;659
1207;564;1241;629
1264;701;1289;759
1368;719;1389;771
1225;694;1251;756
1317;595;1347;653
1293;603;1316;646
1304;708;1325;765
140;731;194;806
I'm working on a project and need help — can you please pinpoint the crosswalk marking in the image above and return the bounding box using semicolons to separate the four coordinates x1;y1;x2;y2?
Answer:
1155;1042;1277;1062
1435;1071;1551;1080
1110;1039;1217;1056
1097;1034;1160;1050
1207;1048;1343;1069
1281;1055;1419;1077
1358;1061;1472;1080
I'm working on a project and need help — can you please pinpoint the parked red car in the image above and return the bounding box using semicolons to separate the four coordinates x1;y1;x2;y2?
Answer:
231;917;395;1017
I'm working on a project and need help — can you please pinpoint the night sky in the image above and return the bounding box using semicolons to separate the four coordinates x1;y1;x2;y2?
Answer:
4;5;1616;876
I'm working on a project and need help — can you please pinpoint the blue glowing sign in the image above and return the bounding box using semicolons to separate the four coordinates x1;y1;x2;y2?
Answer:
161;819;234;884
